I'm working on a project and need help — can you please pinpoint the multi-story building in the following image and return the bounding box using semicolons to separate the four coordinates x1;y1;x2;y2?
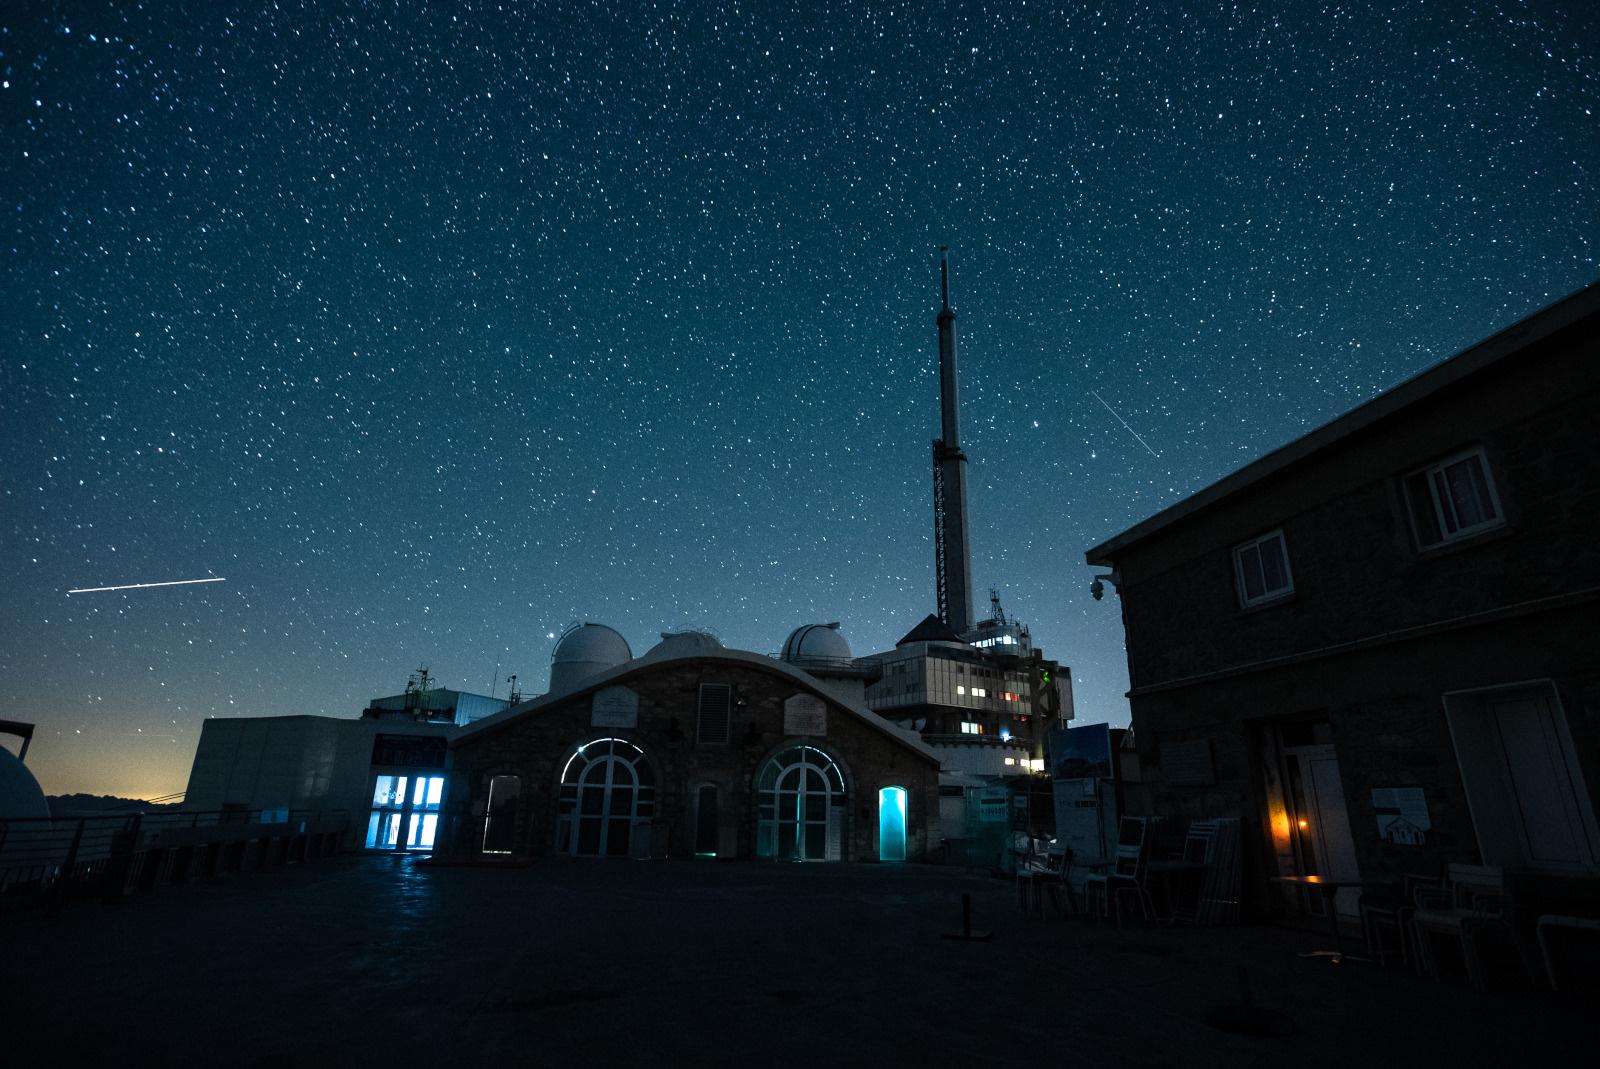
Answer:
1085;283;1600;925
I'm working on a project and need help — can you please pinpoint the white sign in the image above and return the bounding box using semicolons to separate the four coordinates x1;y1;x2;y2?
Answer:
1372;787;1431;845
783;693;827;736
591;686;639;728
976;787;1010;823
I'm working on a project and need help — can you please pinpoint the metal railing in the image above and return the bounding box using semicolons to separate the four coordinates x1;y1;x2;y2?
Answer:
0;807;351;913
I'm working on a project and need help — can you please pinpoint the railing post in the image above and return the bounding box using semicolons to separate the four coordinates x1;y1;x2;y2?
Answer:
45;819;86;918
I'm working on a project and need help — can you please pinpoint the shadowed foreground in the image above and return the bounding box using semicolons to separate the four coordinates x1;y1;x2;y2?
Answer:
6;856;1589;1066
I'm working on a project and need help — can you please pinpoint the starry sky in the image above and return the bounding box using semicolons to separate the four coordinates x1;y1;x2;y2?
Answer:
3;2;1596;799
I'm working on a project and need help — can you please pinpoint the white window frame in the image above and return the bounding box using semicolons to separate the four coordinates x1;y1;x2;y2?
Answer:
1232;528;1294;608
1402;446;1505;550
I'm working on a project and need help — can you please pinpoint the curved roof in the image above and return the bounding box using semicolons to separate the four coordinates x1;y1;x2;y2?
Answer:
781;622;852;663
0;747;49;820
458;644;936;765
643;630;723;660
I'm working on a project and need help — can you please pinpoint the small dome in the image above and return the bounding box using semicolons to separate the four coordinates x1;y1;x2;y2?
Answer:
643;630;723;660
549;623;633;695
0;747;49;820
781;622;852;663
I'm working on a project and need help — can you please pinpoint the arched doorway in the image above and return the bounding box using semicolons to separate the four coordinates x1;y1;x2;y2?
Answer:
556;738;656;857
757;745;847;861
878;786;908;861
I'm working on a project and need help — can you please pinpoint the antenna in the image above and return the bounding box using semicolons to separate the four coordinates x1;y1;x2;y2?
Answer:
506;673;521;705
939;245;951;310
488;655;501;699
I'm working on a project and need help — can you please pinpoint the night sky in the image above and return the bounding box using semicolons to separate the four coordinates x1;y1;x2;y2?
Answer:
4;2;1596;798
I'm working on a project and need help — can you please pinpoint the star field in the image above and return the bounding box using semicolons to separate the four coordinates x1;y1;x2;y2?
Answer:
3;1;1597;797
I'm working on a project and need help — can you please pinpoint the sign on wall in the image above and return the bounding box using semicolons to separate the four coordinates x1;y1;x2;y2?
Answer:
591;686;639;728
783;693;827;736
975;786;1010;823
1372;787;1431;845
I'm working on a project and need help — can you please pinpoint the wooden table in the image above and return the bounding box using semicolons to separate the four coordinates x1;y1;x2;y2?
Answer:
1271;874;1379;963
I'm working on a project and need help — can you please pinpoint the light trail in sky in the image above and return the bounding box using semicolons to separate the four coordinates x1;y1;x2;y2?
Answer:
1090;390;1161;458
67;577;226;595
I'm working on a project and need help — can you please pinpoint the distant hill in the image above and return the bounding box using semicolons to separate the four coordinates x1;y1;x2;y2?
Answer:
47;794;181;816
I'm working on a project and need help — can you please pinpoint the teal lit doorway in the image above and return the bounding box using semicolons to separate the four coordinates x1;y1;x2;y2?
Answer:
878;786;907;861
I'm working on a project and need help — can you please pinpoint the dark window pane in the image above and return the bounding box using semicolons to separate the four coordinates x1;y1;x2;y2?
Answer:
1404;472;1443;546
580;786;604;815
1431;470;1459;533
805;795;826;821
605;818;631;856
610;787;633;815
696;786;719;853
779;794;798;821
805;823;826;860
1445;457;1494;528
577;818;601;855
1260;536;1288;592
1239;545;1265;599
778;823;797;860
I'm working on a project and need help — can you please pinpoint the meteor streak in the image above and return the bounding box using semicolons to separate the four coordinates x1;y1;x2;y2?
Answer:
1090;390;1161;458
67;577;226;595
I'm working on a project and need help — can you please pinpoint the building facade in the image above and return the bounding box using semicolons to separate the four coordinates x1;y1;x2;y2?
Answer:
441;633;941;862
1085;284;1600;923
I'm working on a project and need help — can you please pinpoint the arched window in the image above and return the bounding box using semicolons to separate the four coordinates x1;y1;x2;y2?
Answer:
556;738;656;857
757;745;847;862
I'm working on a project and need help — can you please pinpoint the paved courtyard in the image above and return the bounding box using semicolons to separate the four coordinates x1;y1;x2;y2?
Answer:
5;855;1589;1066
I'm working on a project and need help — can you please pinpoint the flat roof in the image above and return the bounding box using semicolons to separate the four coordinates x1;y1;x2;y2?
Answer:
1086;281;1600;566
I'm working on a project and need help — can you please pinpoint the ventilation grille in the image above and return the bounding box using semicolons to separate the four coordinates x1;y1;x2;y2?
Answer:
696;684;732;746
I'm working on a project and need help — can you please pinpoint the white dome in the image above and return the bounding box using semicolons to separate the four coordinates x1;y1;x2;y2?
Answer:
0;748;49;820
781;622;852;663
549;623;633;695
643;630;724;660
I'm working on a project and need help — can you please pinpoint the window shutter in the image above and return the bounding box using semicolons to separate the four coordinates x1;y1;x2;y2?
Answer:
697;684;732;746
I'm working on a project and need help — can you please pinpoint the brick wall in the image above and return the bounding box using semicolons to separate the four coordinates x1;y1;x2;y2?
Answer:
445;658;941;861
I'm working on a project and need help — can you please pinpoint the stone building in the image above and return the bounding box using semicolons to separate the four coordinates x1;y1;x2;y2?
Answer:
1084;283;1600;924
441;625;941;862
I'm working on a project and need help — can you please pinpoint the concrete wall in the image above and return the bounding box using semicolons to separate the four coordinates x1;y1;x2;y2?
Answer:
447;658;941;862
183;716;459;848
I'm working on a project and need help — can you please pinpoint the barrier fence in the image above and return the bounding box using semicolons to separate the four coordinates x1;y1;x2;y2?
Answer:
0;808;351;913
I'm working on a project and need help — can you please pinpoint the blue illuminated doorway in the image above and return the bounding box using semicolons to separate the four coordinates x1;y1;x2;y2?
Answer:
878;786;907;861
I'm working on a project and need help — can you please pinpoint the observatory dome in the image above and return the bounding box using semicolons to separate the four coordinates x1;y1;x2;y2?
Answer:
643;630;724;661
549;623;633;696
0;747;49;820
781;622;852;664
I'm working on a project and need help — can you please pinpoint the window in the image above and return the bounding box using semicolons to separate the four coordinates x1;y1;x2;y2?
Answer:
481;774;521;854
757;746;847;861
960;721;982;735
696;683;732;746
556;738;655;857
1233;529;1293;607
1403;447;1504;549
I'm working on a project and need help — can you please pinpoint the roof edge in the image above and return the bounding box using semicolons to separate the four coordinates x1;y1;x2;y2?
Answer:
1085;281;1600;566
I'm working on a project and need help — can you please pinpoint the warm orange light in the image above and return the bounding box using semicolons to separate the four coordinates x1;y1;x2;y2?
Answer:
1297;818;1309;830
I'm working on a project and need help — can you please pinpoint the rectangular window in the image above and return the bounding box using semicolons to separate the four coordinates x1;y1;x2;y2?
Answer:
960;721;982;735
696;684;732;746
1403;447;1504;549
1233;529;1293;607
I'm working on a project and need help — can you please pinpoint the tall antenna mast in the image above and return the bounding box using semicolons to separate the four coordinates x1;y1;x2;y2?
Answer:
931;247;975;632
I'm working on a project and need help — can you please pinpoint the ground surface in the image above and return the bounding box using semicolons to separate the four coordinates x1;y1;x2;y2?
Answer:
5;855;1589;1067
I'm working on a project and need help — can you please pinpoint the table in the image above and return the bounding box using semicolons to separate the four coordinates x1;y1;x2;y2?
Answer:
1271;875;1380;964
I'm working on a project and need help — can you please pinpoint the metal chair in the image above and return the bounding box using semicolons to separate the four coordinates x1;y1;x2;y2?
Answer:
1018;843;1076;918
1084;817;1153;927
1413;864;1510;990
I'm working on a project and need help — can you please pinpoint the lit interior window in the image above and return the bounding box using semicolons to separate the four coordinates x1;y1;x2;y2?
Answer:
1028;758;1044;772
960;721;982;735
1004;757;1016;766
956;685;966;695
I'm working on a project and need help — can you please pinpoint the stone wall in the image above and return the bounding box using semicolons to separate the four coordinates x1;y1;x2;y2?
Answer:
1115;330;1599;689
444;658;941;862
